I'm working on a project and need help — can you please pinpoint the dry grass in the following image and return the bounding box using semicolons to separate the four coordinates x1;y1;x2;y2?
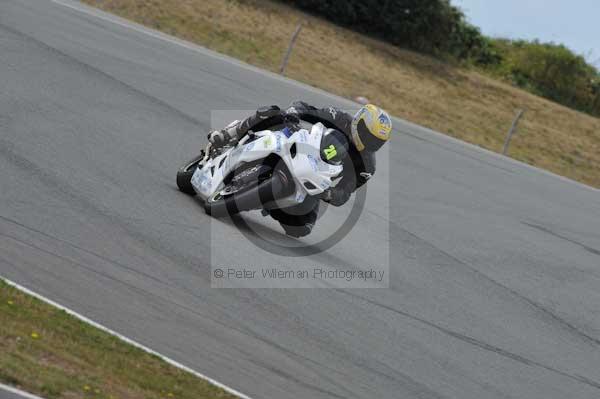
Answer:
83;0;600;187
0;280;238;399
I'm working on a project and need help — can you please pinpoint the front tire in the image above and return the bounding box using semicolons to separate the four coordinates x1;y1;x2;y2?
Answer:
177;153;204;195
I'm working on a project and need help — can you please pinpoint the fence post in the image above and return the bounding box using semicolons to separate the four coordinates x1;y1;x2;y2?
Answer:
279;21;304;76
502;109;526;155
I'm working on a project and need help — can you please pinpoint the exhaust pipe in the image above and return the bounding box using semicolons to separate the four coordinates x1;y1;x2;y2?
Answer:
206;170;294;218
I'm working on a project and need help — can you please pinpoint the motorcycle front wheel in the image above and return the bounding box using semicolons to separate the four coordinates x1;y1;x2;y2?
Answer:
176;153;205;195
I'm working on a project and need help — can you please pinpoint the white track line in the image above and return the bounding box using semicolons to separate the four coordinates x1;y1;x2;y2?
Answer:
1;277;253;399
0;384;45;399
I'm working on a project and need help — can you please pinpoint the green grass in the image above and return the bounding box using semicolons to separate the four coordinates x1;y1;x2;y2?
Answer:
0;279;238;399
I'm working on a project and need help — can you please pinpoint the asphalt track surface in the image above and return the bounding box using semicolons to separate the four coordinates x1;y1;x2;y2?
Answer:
2;1;600;398
0;384;44;399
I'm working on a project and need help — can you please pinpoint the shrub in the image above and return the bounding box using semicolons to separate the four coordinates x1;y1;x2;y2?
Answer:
277;0;498;65
489;39;600;116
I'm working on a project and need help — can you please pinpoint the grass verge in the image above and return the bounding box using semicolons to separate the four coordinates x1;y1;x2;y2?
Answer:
0;279;237;399
81;0;600;188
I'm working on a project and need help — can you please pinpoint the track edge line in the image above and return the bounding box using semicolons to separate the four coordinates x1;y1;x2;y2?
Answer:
0;383;46;399
0;276;253;399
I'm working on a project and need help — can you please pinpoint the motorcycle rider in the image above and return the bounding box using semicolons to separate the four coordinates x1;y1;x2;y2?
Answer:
208;101;392;237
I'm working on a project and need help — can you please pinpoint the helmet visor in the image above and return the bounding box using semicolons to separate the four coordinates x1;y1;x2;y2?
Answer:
357;119;387;152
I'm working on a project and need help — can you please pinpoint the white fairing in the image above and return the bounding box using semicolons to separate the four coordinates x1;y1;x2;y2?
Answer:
191;123;343;208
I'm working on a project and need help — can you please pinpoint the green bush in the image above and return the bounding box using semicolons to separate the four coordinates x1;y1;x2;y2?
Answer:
488;39;600;116
277;0;498;65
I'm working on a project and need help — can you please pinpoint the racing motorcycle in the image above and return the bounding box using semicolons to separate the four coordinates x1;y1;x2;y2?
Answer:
176;121;344;217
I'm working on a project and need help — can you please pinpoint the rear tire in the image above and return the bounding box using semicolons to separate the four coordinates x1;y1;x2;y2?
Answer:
177;153;205;195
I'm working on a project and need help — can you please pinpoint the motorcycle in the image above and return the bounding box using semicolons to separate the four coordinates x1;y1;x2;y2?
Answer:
176;122;344;217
